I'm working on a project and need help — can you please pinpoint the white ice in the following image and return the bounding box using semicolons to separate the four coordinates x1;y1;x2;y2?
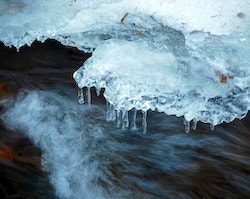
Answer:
0;0;250;129
74;36;250;128
0;0;249;50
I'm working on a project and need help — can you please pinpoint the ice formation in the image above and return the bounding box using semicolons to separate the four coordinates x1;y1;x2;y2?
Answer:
74;35;250;132
0;0;250;132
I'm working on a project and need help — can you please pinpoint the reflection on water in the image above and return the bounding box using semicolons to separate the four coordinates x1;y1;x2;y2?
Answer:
0;40;250;199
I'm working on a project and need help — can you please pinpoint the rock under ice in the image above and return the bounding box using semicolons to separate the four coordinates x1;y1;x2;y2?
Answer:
0;0;250;132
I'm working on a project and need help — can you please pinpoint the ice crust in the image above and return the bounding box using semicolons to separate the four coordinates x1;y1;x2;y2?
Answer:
1;0;250;130
74;35;250;129
0;0;249;50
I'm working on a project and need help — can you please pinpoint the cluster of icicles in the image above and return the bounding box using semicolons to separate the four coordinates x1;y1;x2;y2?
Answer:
183;119;215;133
77;87;217;133
78;87;148;133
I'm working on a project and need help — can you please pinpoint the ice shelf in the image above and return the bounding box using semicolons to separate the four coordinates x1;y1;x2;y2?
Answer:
0;0;249;132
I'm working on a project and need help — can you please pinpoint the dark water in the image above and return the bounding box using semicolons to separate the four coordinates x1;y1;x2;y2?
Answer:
0;40;90;199
0;40;250;199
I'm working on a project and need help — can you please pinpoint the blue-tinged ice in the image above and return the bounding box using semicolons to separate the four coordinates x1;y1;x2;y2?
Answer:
77;88;84;104
74;35;250;132
122;110;129;129
131;108;138;130
0;0;249;132
1;0;249;50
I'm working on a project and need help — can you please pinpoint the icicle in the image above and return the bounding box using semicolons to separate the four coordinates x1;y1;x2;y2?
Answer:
110;105;116;121
124;111;129;128
78;88;84;104
121;110;125;129
210;123;215;131
183;119;190;133
87;86;91;105
106;102;117;122
142;110;147;134
106;101;111;121
96;87;101;97
131;108;137;130
192;118;197;130
121;110;129;129
116;110;121;128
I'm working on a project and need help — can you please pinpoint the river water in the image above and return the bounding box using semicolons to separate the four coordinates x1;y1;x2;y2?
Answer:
0;40;249;199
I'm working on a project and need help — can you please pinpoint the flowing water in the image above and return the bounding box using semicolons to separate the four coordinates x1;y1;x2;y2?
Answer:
0;40;250;199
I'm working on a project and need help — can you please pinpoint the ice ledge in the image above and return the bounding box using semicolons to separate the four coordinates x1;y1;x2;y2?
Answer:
73;37;250;133
0;0;249;50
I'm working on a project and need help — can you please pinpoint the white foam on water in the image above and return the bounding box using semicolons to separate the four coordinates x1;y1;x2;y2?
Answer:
1;90;250;199
0;90;184;198
1;91;108;199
